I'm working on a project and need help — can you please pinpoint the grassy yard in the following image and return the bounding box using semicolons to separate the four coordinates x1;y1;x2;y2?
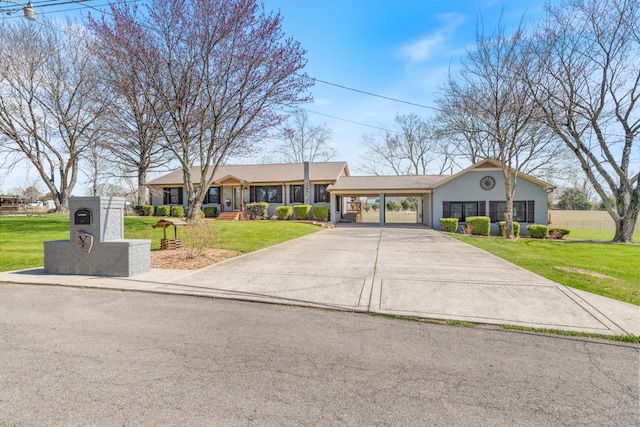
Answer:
0;215;319;272
452;234;640;306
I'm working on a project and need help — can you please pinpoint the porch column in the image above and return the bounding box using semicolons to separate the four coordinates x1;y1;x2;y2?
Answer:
330;193;337;225
379;193;385;226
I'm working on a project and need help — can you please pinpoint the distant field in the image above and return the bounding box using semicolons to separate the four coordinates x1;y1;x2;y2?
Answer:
549;210;640;231
360;210;418;224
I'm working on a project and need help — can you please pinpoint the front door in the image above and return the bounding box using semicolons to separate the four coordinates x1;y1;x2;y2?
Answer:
233;186;242;211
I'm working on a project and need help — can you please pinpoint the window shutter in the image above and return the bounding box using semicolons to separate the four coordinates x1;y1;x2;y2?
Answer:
314;185;319;203
443;201;450;218
489;201;497;222
289;185;294;203
276;185;283;204
478;201;486;216
250;186;255;203
527;201;535;223
178;188;183;205
163;188;169;205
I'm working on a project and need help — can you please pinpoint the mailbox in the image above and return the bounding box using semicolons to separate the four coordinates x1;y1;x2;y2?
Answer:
74;208;92;225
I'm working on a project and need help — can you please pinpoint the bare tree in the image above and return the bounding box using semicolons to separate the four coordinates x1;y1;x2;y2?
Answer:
87;0;312;221
437;16;564;238
525;0;639;242
89;34;169;206
0;20;105;213
275;110;335;163
358;113;451;176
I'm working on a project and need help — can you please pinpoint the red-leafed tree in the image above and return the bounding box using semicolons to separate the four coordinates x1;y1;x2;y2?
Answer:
87;0;312;220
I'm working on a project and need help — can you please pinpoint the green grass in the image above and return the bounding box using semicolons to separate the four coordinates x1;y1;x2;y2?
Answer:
0;215;319;272
452;234;640;306
562;228;640;241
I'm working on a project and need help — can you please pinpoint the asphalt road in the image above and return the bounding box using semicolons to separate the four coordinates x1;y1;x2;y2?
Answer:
1;284;638;426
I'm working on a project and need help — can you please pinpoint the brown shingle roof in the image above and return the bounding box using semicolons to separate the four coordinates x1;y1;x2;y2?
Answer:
147;162;349;186
326;175;448;192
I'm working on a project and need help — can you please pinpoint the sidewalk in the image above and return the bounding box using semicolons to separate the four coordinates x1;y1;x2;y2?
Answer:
1;226;637;336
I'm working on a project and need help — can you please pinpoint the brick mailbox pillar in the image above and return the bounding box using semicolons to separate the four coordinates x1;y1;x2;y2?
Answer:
44;197;151;277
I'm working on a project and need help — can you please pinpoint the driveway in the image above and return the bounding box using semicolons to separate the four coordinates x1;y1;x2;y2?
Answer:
0;225;637;335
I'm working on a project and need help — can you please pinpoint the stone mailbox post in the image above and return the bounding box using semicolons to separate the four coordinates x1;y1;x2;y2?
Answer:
44;196;151;277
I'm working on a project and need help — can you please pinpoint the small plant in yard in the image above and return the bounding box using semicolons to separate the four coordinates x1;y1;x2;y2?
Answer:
312;205;329;221
293;205;311;220
439;218;458;232
276;205;293;220
203;206;217;218
549;228;570;239
156;205;171;216
528;224;549;239
170;206;184;218
245;202;269;219
142;205;155;216
182;222;218;259
465;216;490;236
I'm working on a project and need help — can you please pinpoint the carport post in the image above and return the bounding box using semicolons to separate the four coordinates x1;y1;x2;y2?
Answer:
330;192;337;225
379;193;385;226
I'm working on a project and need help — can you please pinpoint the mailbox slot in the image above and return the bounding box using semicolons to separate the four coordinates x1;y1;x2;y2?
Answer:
74;209;92;225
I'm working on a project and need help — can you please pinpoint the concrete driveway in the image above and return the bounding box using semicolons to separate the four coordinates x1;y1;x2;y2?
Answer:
1;225;637;336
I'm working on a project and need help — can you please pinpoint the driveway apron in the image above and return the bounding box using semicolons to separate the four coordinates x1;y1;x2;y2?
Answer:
169;225;638;336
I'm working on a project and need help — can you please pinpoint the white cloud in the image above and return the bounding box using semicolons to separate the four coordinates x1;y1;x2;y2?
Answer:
400;34;445;61
399;12;467;63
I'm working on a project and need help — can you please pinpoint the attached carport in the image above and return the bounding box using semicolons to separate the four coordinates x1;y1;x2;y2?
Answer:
326;175;446;226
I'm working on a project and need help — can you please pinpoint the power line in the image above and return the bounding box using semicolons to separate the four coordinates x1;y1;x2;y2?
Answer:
302;109;398;134
312;78;441;112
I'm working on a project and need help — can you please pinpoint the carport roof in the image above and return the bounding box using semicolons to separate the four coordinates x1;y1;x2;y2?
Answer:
326;175;447;193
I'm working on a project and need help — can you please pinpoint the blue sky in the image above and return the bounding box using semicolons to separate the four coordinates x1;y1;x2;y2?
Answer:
255;0;551;171
1;0;552;193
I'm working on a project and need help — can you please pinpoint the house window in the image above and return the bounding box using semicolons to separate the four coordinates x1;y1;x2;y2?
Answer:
315;184;329;203
290;184;303;203
442;201;485;222
490;201;535;223
163;187;183;205
250;185;282;203
205;187;220;204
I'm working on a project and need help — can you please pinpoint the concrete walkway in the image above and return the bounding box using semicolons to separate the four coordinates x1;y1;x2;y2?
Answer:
1;226;637;336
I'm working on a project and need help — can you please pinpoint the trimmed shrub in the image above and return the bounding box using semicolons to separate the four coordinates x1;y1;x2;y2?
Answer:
142;205;155;216
549;228;570;239
313;205;329;221
498;221;521;237
371;204;378;212
465;216;491;236
293;205;311;220
133;205;145;216
246;202;269;219
276;206;293;220
170;205;184;218
527;224;549;239
156;205;170;217
440;218;458;233
202;206;218;218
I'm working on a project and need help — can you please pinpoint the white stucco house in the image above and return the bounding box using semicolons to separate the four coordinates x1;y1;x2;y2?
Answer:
146;159;553;233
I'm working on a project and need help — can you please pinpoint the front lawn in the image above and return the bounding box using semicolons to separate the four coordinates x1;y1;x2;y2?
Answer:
0;215;319;272
452;234;640;306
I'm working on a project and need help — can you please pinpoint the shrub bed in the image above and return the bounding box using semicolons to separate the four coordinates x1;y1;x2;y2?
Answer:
527;224;549;239
293;205;311;220
170;206;184;218
246;202;269;219
202;206;218;218
276;206;293;220
549;228;570;239
498;221;521;237
312;205;329;221
465;216;491;236
440;218;458;232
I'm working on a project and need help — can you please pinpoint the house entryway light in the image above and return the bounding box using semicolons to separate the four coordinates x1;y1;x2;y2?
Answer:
1;0;37;20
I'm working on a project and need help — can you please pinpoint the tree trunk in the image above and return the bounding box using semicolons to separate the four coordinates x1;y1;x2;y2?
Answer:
612;191;638;243
137;168;148;206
